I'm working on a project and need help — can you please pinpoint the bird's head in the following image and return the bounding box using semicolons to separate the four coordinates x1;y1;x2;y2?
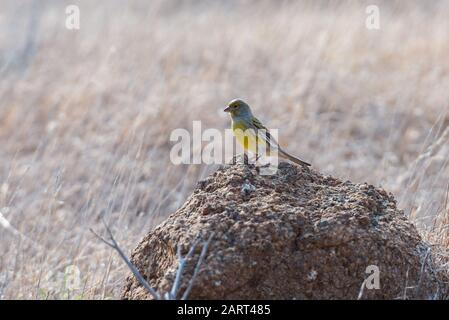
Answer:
224;99;253;119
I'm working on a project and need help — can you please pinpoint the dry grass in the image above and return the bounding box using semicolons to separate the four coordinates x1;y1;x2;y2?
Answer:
0;0;448;299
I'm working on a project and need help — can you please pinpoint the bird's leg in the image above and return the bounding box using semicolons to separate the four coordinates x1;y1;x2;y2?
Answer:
253;140;261;163
243;151;249;165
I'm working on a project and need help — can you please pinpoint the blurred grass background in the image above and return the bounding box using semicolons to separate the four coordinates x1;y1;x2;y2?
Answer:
0;0;448;299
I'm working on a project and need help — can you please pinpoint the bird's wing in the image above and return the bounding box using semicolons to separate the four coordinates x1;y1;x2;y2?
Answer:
251;116;280;150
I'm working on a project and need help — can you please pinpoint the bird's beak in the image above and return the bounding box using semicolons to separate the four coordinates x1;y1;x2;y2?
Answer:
224;106;231;112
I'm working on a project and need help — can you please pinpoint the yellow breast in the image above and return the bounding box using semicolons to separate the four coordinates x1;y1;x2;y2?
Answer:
232;120;266;154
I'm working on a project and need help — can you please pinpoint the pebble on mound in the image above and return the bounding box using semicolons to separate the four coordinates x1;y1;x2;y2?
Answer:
122;158;448;299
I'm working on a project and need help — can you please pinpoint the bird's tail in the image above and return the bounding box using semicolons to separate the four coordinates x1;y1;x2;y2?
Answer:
278;149;311;167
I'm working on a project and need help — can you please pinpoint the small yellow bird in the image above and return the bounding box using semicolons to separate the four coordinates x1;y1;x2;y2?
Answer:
224;99;311;167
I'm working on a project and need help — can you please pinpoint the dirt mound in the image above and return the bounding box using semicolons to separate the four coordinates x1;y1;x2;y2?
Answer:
122;159;448;299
